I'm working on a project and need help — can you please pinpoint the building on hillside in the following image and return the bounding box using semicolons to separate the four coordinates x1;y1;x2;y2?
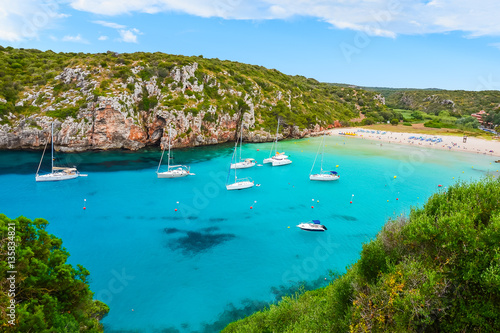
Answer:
471;110;489;126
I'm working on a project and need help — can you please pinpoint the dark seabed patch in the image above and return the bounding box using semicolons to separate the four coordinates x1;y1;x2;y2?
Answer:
209;217;227;222
164;228;181;234
331;214;358;221
199;298;269;333
163;216;199;221
197;274;333;333
201;226;219;233
167;230;236;255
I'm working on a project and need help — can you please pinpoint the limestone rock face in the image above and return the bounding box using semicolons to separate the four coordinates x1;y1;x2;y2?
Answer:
0;62;344;151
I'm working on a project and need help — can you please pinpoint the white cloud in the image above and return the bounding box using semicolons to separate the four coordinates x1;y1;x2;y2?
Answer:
68;0;500;38
62;34;89;43
93;20;126;29
0;0;68;42
92;19;142;43
117;28;142;43
489;43;500;50
98;35;109;41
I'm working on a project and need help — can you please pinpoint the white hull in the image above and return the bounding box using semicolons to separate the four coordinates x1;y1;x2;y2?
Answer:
230;161;256;169
297;223;327;231
264;153;288;164
157;170;189;178
309;174;339;181
226;181;254;190
36;173;79;182
272;158;292;166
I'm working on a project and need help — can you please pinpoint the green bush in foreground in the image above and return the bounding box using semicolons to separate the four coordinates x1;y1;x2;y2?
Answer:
0;215;109;332
223;178;500;332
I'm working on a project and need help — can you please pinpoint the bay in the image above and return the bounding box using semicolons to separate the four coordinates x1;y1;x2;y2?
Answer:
0;135;495;332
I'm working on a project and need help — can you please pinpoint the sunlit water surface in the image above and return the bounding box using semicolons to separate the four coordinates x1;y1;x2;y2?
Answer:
0;135;495;332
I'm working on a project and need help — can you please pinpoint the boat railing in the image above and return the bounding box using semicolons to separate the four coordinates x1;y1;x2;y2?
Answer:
237;177;253;183
168;164;189;170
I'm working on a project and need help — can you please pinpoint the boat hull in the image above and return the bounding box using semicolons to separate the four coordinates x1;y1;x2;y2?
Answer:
226;181;254;190
309;174;339;181
230;162;256;169
272;159;292;166
296;223;327;231
36;173;79;182
157;171;189;178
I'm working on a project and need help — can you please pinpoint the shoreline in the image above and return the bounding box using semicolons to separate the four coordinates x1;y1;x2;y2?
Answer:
329;127;500;158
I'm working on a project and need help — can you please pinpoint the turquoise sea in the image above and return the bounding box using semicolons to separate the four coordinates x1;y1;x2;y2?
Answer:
0;135;497;332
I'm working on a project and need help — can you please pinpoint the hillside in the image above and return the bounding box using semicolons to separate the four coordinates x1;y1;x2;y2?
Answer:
0;47;389;151
223;178;500;332
361;86;500;116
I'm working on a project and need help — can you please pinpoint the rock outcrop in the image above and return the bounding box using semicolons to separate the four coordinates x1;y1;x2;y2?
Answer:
0;57;365;151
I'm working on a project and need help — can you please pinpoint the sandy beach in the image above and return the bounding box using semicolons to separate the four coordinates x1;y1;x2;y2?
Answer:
329;127;500;158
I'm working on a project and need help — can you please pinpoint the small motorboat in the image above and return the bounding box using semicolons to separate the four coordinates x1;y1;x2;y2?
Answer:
296;220;327;232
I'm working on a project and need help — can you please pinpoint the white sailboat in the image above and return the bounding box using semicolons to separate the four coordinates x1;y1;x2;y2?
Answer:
36;123;81;182
230;125;256;169
309;132;339;181
263;119;292;166
157;125;193;178
226;133;254;190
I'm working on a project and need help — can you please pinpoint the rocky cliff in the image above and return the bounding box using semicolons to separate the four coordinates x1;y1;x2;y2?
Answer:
0;48;387;151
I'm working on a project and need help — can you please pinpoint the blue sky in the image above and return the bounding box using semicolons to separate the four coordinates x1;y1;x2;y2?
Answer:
1;0;500;90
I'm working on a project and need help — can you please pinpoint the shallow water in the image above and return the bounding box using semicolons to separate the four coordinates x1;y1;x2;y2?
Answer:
0;135;496;332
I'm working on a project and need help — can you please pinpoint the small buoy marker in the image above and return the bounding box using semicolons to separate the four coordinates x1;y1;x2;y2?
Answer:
176;201;179;204
257;149;260;151
396;198;399;200
438;184;442;187
336;165;339;168
250;206;253;209
83;198;86;210
175;208;178;212
312;199;315;201
311;206;314;209
394;176;397;179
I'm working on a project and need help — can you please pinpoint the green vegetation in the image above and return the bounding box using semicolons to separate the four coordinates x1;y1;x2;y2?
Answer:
359;86;500;116
1;47;497;134
224;178;500;332
0;47;389;131
0;214;109;331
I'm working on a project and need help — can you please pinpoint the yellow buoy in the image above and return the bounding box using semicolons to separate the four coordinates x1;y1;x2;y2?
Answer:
336;165;339;168
394;176;397;179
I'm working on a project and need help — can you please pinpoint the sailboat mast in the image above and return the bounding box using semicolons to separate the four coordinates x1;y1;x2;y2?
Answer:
239;124;243;161
320;133;325;172
167;125;171;169
51;122;54;173
234;137;239;183
274;119;280;155
309;133;323;175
